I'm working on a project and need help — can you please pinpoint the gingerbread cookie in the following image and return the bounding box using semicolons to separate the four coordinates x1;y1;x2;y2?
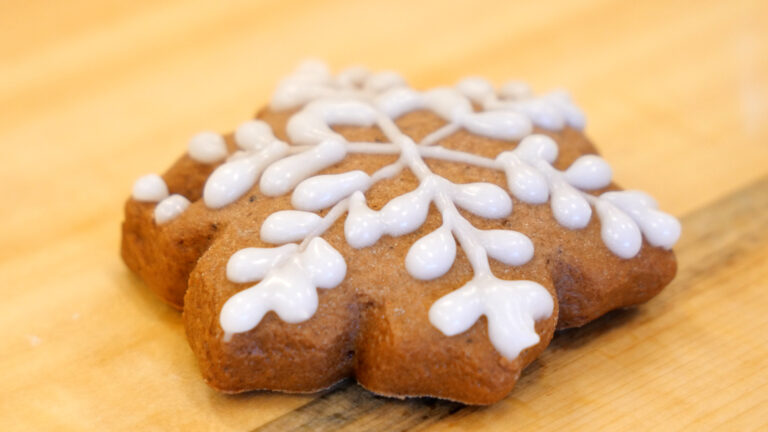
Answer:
121;61;679;404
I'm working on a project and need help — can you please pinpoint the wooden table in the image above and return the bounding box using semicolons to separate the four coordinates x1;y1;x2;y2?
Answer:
2;0;766;430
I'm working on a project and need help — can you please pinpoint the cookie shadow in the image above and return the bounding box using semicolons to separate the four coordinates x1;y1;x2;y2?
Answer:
248;379;475;431
550;307;640;351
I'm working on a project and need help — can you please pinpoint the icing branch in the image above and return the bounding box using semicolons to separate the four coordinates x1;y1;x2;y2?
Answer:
145;61;682;359
417;137;678;259
456;77;586;130
373;112;553;359
204;140;290;208
220;237;346;341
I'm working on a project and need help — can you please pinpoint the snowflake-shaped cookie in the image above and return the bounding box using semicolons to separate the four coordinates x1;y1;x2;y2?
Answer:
121;61;679;404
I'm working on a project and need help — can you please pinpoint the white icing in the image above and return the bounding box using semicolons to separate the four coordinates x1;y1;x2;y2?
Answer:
188;131;227;163
450;182;512;219
260;139;347;196
496;153;550;204
344;191;385;248
335;65;370;88
375;87;425;119
154;194;190;224
520;100;566;130
132;174;169;202
498;81;532;100
220;237;346;333
564;155;613;190
261;210;322;244
287;100;378;145
428;275;553;359
478;229;534;266
234;120;275;151
422;88;473;122
544;91;586;129
227;244;299;283
456;77;495;105
514;134;559;164
292;171;371;211
594;199;643;259
378;182;433;236
203;141;289;208
270;60;334;111
405;225;456;280
601;191;681;249
363;71;406;93
461;111;532;141
209;61;679;359
550;178;593;229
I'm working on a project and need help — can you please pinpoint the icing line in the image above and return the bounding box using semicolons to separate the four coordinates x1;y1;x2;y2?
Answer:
130;61;680;360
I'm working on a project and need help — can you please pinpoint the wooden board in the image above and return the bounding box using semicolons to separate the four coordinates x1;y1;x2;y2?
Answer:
1;0;766;430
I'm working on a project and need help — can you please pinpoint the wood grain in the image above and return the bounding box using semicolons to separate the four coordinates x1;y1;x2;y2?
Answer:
0;0;766;430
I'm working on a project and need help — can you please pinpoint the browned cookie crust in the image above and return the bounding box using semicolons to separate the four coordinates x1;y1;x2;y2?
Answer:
121;106;675;404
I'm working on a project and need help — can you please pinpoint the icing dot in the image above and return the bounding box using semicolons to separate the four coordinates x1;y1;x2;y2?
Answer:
521;100;565;130
300;237;347;288
364;71;406;93
550;181;592;229
260;139;347;197
375;87;424;119
154;194;190;225
601;191;680;249
227;244;299;284
562;104;586;129
261;210;322;244
478;229;534;266
461;111;532;141
292;171;371;211
515;134;559;164
204;158;259;208
132;174;168;202
499;81;532;100
451;182;512;219
423;88;473;122
636;209;681;249
595;200;642;258
203;141;289;208
606;190;657;209
234;120;275;150
497;153;549;204
406;225;456;280
456;77;495;104
188;131;227;164
564;155;613;190
287;101;377;145
379;186;432;236
345;192;385;248
545;91;586;129
336;65;370;87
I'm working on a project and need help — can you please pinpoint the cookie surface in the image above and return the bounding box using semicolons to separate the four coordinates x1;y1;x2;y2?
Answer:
121;61;678;404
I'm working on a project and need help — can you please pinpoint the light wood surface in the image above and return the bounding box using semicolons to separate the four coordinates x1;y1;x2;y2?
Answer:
1;0;766;430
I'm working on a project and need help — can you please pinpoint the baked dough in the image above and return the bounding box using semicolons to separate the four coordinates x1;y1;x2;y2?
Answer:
121;62;678;404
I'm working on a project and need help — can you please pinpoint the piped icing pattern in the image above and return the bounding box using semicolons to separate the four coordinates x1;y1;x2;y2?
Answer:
188;131;228;164
131;60;681;359
154;194;190;225
132;174;169;202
